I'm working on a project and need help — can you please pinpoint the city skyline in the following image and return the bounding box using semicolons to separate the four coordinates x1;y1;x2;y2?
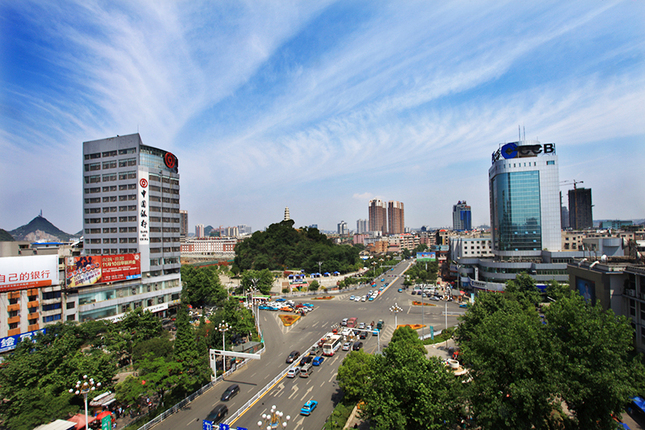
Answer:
1;2;644;234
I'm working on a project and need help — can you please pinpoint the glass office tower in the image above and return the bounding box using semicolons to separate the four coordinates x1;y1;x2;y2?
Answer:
489;140;561;258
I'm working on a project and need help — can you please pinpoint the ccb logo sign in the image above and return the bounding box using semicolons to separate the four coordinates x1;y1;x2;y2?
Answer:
492;142;555;163
164;152;178;170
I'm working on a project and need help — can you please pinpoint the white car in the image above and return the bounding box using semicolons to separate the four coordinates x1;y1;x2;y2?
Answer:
342;342;352;351
287;367;300;378
354;296;361;302
361;296;367;302
349;295;355;301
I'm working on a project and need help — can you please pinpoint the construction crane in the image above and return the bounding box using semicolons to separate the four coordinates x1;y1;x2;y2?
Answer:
560;179;584;189
560;180;585;229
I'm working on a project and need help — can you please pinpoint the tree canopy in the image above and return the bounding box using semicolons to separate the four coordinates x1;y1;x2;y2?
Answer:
233;220;362;273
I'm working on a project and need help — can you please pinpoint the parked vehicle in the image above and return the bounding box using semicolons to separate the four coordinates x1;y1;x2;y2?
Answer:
352;341;363;351
312;356;324;366
342;342;352;351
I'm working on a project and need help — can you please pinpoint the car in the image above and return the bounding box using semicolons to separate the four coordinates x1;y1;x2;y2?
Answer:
349;295;355;301
352;341;363;351
342;342;352;351
300;400;318;416
303;303;314;308
398;288;403;293
359;331;367;339
361;296;367;302
341;318;349;326
368;296;375;301
205;404;228;423
287;367;300;378
220;384;240;401
358;322;366;329
312;356;324;366
286;350;300;363
354;296;360;302
275;298;286;302
381;278;385;282
299;355;314;366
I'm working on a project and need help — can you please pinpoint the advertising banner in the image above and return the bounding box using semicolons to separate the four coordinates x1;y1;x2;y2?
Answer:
65;254;141;288
0;328;47;353
0;255;59;293
416;252;437;262
138;171;150;245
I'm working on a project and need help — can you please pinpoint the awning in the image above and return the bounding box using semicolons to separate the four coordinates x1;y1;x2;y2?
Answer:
632;396;645;414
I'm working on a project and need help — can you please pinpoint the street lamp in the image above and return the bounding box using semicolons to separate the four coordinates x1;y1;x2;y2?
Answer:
258;405;290;429
390;303;403;328
218;321;230;373
69;375;101;430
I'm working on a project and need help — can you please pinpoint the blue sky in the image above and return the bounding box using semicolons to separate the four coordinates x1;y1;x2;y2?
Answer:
1;0;644;234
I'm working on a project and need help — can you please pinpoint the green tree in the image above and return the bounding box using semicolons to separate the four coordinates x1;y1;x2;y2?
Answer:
241;269;274;295
181;265;227;307
545;294;640;429
336;350;373;402
308;280;320;291
504;272;541;309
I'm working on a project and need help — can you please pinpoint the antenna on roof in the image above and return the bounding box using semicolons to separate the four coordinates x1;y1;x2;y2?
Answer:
518;125;521;141
523;126;525;141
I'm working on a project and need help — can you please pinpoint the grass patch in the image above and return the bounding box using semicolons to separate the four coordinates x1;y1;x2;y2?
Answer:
322;400;356;430
422;326;456;345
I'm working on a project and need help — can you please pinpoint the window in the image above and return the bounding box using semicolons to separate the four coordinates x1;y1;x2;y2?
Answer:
103;185;117;192
85;187;101;194
43;302;62;311
103;173;117;182
85;175;101;184
547;160;555;165
67;302;75;309
85;162;101;171
102;150;117;157
44;314;62;323
119;148;137;155
102;160;116;169
118;171;137;180
67;315;76;321
118;158;137;167
86;152;101;159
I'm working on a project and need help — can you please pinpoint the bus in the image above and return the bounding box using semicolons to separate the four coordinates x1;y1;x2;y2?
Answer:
346;317;358;328
322;335;343;356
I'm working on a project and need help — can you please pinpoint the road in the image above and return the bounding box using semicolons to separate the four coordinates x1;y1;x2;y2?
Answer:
154;259;464;430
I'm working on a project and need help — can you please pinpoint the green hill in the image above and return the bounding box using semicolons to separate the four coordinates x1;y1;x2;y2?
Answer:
0;229;15;241
9;215;76;242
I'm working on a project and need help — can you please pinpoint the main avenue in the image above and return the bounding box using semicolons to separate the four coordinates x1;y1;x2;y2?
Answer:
153;260;464;430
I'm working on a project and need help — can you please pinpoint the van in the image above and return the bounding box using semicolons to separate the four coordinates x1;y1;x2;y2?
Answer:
300;363;313;378
205;404;228;423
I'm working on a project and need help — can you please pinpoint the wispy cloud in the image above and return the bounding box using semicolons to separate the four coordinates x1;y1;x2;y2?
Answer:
1;0;643;232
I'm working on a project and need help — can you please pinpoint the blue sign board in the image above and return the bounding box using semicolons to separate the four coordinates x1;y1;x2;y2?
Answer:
0;328;47;353
219;424;229;430
202;420;213;430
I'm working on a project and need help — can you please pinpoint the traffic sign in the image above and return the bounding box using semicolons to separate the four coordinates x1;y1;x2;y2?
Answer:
203;420;213;430
218;424;230;430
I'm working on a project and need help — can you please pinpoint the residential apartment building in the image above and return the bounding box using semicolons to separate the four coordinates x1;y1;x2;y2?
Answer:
368;199;387;234
568;187;593;230
452;201;472;231
388;201;405;235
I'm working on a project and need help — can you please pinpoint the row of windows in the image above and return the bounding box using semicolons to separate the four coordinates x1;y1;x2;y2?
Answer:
149;175;179;187
42;291;62;300
85;227;181;234
85;216;139;224
43;302;62;312
84;148;137;160
84;171;137;184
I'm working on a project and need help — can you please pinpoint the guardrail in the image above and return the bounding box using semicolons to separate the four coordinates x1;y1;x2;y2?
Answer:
223;341;319;426
136;345;266;430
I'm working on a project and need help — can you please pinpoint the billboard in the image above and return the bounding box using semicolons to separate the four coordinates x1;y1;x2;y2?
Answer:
416;252;436;262
0;328;47;353
576;277;595;304
0;255;59;293
65;254;141;288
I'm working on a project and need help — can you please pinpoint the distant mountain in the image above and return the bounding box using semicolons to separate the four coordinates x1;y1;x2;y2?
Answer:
9;215;77;242
205;225;214;236
0;229;15;241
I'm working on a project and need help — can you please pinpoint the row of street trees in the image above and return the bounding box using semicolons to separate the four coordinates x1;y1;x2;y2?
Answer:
0;264;259;430
337;274;644;429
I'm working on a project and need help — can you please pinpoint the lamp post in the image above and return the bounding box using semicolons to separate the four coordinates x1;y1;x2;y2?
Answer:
218;321;230;374
258;405;290;429
390;303;403;328
69;375;101;430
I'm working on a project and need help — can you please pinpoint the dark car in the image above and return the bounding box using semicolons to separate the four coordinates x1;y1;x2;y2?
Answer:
220;384;240;401
359;331;368;339
299;354;314;366
352;341;363;351
205;404;228;423
286;350;300;363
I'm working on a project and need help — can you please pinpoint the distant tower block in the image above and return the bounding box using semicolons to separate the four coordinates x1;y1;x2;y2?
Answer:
284;207;290;221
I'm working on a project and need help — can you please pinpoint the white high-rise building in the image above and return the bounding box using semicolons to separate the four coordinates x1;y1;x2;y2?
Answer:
81;133;181;321
489;139;561;257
